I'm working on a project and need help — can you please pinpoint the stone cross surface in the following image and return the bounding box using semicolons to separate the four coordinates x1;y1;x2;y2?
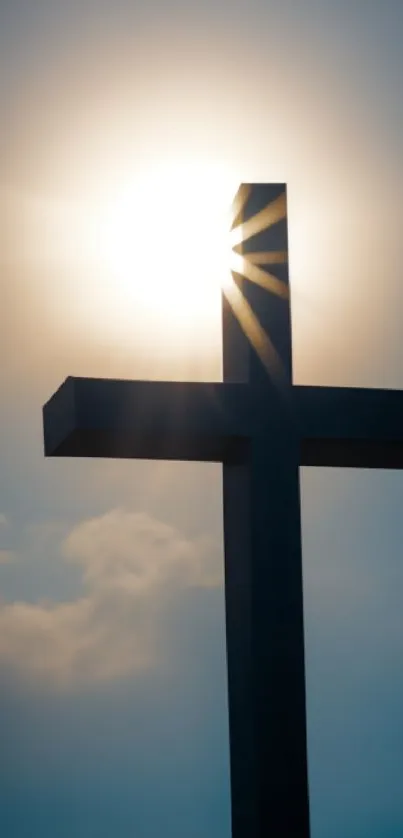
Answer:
43;184;403;838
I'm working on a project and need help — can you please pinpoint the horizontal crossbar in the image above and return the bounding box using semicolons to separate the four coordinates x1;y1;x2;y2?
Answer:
298;385;403;468
43;377;249;463
43;377;403;469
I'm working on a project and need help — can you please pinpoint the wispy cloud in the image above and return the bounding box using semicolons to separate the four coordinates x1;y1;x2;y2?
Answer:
63;509;222;593
0;510;222;689
0;513;8;528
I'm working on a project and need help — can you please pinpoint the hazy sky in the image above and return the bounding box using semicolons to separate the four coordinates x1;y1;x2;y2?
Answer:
2;2;403;837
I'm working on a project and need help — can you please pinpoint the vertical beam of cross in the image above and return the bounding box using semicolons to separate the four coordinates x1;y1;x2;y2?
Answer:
223;185;310;836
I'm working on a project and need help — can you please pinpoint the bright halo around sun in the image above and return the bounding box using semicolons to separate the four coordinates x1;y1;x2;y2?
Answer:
95;161;236;331
32;159;239;352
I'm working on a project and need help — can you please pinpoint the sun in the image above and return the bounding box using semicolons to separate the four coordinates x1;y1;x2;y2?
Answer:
33;161;291;376
33;159;238;352
96;161;237;328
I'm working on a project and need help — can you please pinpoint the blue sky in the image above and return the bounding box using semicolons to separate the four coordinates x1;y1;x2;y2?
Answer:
2;2;403;836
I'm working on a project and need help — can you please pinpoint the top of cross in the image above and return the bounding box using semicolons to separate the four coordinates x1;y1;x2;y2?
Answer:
224;183;291;389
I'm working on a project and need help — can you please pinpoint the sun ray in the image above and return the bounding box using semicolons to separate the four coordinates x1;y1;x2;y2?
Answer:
231;184;252;230
242;250;288;265
230;191;287;248
231;252;289;300
224;277;287;387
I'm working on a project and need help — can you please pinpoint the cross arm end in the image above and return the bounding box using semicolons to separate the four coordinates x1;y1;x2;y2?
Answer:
296;385;403;469
43;376;249;463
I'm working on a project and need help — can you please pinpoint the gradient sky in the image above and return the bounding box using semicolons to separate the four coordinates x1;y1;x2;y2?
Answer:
2;2;403;836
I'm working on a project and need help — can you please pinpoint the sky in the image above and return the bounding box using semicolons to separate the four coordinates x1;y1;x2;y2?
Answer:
1;1;403;836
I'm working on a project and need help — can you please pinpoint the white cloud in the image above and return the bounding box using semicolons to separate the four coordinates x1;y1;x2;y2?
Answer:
63;509;222;593
0;509;222;689
0;593;150;688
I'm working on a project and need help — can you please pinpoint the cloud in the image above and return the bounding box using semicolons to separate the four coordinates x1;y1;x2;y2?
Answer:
63;509;222;593
0;510;222;689
0;513;8;528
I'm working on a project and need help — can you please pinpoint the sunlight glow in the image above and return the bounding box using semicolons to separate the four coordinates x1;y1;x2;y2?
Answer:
230;191;287;248
33;168;297;374
33;159;239;354
231;252;289;299
231;184;251;230
97;162;236;326
224;278;286;385
245;251;288;265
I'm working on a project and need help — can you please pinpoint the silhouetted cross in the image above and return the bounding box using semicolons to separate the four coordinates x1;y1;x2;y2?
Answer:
43;184;403;838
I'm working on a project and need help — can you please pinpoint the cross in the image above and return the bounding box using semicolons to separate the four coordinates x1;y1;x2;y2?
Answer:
43;183;403;838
